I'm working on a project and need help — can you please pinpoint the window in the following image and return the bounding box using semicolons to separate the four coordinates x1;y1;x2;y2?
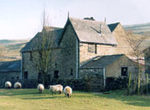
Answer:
54;70;59;79
70;69;73;76
24;71;28;79
88;44;97;54
121;67;128;76
95;44;97;54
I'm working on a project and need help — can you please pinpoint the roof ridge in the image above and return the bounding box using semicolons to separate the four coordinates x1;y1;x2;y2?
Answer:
69;17;105;23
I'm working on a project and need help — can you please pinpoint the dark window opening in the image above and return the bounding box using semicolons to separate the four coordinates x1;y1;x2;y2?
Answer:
95;44;97;54
121;67;128;76
88;44;97;54
12;77;14;80
16;77;19;80
54;70;59;79
24;71;28;79
70;69;73;76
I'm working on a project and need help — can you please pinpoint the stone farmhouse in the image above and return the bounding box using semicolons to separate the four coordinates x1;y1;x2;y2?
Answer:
20;17;138;90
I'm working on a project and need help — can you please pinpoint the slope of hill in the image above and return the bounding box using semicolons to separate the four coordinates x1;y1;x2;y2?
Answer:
124;23;150;51
124;22;150;36
0;40;28;61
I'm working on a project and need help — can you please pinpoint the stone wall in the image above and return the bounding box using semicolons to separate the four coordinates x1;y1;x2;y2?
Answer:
79;43;114;65
0;71;20;87
106;56;138;78
111;23;133;56
79;68;104;92
22;49;61;80
22;22;79;82
59;22;79;79
0;79;38;88
79;24;133;66
22;52;39;79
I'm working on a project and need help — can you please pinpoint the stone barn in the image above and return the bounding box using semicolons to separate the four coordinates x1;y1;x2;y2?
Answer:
79;54;138;90
0;60;21;87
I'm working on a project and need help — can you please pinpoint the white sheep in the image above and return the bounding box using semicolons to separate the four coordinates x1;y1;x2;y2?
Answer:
5;81;12;89
14;82;22;89
37;84;44;94
56;84;63;94
49;84;63;94
64;86;72;98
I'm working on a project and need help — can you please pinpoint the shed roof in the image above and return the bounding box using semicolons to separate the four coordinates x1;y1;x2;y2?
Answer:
0;60;21;72
80;54;124;68
69;18;117;45
108;22;120;32
21;27;63;52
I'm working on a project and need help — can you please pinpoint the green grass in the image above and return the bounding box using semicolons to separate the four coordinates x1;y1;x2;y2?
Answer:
0;89;150;110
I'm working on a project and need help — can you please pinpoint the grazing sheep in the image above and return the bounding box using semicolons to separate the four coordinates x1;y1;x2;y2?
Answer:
64;86;72;98
14;82;22;89
5;81;12;89
56;84;63;94
37;84;44;94
49;84;63;94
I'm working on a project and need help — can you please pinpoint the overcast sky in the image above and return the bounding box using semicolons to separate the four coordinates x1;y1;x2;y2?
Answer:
0;0;150;40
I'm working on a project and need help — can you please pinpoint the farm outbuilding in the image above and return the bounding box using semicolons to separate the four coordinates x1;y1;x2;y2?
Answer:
0;60;21;87
79;54;138;90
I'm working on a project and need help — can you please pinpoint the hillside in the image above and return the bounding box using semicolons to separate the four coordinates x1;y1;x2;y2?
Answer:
123;23;150;52
0;40;28;61
124;22;150;36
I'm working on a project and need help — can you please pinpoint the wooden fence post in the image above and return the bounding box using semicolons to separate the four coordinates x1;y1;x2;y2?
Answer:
127;72;132;95
146;73;149;94
138;73;141;95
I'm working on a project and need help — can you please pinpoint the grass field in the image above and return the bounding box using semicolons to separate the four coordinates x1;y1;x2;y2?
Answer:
0;89;150;110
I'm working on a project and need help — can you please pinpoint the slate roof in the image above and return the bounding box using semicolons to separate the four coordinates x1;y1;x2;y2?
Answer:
80;54;124;68
21;17;118;52
21;27;63;52
0;60;21;72
108;22;120;32
69;18;117;45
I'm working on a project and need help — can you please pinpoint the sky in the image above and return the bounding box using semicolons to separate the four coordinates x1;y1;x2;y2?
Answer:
0;0;150;40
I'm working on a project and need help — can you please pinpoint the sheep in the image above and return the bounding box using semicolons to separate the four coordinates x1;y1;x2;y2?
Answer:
56;84;63;94
14;82;22;89
5;81;12;89
64;86;72;98
49;84;63;94
37;84;44;94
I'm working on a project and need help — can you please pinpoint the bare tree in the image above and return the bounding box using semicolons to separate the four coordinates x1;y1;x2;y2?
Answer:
126;31;145;72
126;31;146;94
32;10;54;86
